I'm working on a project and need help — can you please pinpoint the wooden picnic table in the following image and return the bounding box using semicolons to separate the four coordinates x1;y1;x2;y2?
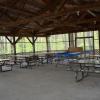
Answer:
0;58;12;72
68;58;100;82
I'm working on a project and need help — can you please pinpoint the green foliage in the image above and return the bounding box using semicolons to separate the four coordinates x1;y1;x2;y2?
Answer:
0;31;99;55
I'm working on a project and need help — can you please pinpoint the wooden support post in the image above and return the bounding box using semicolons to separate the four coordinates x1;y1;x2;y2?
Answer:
13;36;16;56
27;36;37;54
98;30;100;54
93;31;95;55
75;33;77;47
46;36;50;52
69;33;75;47
32;36;35;54
12;36;17;63
5;36;22;63
5;36;21;55
32;36;37;54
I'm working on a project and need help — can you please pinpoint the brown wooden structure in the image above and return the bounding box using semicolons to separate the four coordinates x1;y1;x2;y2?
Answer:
0;0;100;54
0;0;100;37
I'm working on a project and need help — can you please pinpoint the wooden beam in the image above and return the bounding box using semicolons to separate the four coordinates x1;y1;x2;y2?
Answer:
46;36;50;52
76;17;100;25
5;36;13;44
64;2;100;13
2;15;100;36
77;12;87;21
0;2;100;27
32;36;37;53
44;16;100;30
27;36;37;44
87;10;96;17
15;37;22;44
55;0;66;13
27;37;33;44
0;3;37;17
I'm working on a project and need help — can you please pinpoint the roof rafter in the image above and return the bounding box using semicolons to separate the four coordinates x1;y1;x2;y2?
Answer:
0;3;37;17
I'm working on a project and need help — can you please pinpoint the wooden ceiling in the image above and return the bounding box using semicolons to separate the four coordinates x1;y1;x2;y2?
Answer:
0;0;100;37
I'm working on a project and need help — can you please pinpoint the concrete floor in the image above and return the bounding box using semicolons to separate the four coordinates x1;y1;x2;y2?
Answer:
0;64;100;100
